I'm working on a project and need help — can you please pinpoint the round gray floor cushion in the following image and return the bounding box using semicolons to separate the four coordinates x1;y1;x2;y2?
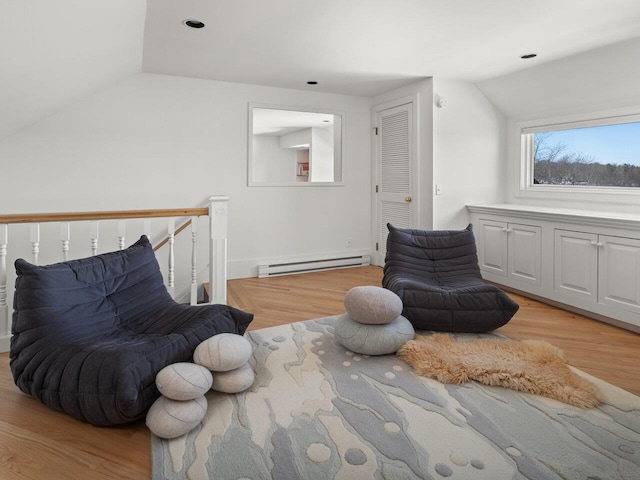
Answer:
382;224;518;332
10;235;253;426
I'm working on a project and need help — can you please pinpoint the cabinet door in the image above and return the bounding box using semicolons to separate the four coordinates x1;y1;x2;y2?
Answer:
477;220;507;277
598;235;640;312
508;224;542;286
554;230;598;300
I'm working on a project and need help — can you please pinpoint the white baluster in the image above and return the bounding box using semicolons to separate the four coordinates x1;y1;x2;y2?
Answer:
0;224;8;337
61;222;70;261
30;224;40;265
190;216;198;305
208;195;229;304
118;221;126;250
90;221;99;256
143;219;151;240
167;218;175;298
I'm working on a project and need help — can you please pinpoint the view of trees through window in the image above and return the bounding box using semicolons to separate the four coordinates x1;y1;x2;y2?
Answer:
532;121;640;188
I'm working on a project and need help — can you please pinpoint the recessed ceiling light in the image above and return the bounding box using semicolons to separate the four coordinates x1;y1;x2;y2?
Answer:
184;19;205;29
520;53;537;59
307;81;318;85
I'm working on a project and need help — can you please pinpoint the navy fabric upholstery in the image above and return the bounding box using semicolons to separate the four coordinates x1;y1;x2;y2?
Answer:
382;224;518;332
10;236;253;426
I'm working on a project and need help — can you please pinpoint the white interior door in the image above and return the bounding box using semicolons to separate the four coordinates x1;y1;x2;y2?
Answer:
373;101;415;266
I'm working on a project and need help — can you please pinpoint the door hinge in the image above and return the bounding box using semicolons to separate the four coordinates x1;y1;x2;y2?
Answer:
373;127;378;135
376;243;379;251
375;185;379;193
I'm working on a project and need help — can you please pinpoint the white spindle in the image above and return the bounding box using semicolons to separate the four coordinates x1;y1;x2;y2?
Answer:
61;222;70;261
118;221;126;250
143;219;152;240
167;218;175;297
90;221;99;256
208;195;229;304
190;216;198;305
0;224;8;337
30;224;40;265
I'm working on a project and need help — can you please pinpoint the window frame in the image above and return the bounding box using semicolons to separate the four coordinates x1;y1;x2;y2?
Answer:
517;107;640;204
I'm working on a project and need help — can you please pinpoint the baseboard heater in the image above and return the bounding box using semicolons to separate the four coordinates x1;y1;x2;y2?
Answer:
258;255;371;278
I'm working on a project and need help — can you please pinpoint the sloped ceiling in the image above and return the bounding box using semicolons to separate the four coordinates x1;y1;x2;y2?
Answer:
142;0;640;96
0;0;146;140
476;37;640;119
2;0;640;141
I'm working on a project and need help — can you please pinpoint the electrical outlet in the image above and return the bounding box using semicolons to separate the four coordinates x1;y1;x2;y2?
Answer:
346;237;352;248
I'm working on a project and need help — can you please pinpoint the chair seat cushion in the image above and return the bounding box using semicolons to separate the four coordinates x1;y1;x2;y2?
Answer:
10;236;253;426
383;271;518;332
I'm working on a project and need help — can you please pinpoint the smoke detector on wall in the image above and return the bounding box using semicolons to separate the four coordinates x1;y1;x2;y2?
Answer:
435;95;448;109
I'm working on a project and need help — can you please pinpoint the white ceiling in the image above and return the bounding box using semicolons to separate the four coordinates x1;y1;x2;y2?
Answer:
142;0;640;97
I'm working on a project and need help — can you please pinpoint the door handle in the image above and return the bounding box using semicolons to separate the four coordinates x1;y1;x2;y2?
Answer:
405;196;412;203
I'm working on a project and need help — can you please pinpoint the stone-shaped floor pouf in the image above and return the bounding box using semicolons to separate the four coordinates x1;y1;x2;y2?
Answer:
334;313;415;355
155;362;213;401
194;333;253;372
212;363;255;393
146;395;207;439
344;286;403;325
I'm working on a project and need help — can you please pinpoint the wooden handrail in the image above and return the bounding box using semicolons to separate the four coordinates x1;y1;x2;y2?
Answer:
0;208;209;225
153;218;194;252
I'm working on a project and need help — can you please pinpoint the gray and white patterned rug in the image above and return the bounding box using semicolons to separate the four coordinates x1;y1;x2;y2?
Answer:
152;316;640;479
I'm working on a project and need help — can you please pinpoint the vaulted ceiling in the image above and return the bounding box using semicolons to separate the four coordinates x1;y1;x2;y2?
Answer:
2;0;640;140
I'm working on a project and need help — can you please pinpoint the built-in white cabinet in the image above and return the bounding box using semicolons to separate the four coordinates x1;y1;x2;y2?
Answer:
555;230;640;313
468;204;640;332
599;235;640;312
554;230;598;300
477;220;541;286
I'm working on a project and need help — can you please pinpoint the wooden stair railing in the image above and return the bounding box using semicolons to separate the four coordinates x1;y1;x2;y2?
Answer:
0;195;229;353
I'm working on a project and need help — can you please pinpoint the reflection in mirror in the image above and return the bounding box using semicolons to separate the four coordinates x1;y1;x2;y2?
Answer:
249;105;342;185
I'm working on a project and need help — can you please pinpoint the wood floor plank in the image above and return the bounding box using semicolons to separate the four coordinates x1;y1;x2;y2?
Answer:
1;265;639;479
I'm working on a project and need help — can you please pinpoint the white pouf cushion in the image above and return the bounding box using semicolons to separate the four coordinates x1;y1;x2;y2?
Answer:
211;363;255;393
146;395;207;439
156;362;213;401
334;313;415;355
194;333;253;372
343;286;403;325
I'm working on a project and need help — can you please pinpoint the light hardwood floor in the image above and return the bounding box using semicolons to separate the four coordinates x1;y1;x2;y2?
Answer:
1;265;638;479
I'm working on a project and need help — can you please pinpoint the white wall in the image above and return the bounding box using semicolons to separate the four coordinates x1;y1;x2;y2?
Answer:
476;37;640;214
0;73;373;278
432;79;506;229
0;0;146;140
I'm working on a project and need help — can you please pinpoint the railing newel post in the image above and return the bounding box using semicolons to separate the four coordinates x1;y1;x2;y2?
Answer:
190;216;198;305
167;218;176;298
208;195;229;305
0;224;8;338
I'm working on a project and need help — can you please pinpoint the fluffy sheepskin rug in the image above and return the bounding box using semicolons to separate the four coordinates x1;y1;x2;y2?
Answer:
397;334;602;408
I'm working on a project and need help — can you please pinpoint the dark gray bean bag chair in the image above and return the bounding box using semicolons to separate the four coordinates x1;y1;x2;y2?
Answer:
10;235;253;426
382;224;518;332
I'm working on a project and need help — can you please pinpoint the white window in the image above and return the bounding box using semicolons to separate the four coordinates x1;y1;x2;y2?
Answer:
520;113;640;198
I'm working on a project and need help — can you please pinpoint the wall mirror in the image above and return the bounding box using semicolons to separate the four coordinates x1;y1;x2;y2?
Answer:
248;104;343;186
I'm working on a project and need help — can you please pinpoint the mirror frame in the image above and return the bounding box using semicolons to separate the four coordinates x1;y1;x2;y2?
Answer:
247;103;344;187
